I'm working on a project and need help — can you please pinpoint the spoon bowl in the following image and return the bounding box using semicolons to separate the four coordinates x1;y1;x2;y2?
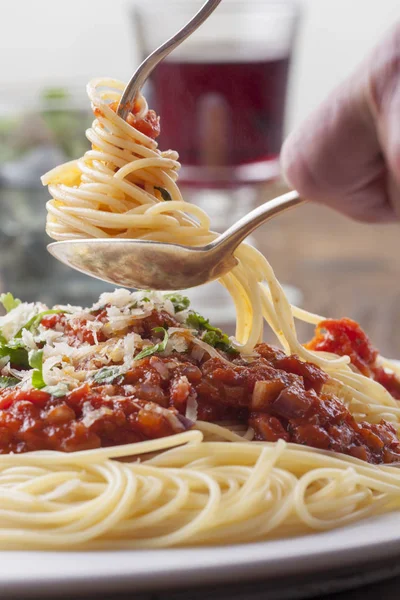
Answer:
47;238;238;291
48;190;304;291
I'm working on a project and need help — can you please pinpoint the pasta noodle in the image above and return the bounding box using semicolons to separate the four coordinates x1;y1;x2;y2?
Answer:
1;431;400;549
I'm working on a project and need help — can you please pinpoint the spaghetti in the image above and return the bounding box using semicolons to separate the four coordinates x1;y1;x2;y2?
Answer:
1;434;400;550
0;76;396;549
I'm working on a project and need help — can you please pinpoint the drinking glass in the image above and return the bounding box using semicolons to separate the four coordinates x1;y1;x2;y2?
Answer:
131;0;300;328
133;0;299;187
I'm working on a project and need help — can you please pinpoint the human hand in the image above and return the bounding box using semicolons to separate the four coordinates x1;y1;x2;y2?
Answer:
281;23;400;222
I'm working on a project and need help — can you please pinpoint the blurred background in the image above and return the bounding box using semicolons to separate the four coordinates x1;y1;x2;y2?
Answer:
0;0;400;354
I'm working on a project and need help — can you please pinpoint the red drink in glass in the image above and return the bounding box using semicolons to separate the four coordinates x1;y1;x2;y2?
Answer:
151;55;290;179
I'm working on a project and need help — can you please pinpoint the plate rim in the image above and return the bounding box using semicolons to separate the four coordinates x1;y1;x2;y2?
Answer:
1;511;400;597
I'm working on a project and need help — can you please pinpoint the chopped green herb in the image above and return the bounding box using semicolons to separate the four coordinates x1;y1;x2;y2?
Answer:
29;350;46;389
202;330;237;354
154;186;172;201
186;312;211;331
0;376;20;389
165;293;190;313
44;383;69;398
134;327;169;361
92;366;123;385
6;337;27;350
0;293;21;313
186;311;238;355
15;309;65;338
0;343;29;368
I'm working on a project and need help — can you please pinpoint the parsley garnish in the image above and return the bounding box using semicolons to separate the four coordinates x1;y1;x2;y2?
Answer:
29;350;46;389
0;293;21;313
134;327;169;361
43;383;69;398
154;186;172;201
165;293;190;313
0;376;20;389
186;311;237;355
186;312;210;331
92;366;123;385
0;341;29;368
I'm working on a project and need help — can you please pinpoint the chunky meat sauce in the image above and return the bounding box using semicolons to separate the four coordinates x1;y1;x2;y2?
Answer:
1;312;400;462
105;100;161;140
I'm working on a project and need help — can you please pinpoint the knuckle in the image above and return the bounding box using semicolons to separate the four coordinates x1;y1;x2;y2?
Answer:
281;138;320;198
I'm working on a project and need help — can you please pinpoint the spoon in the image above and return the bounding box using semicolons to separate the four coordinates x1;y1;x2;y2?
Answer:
48;190;305;291
117;0;223;121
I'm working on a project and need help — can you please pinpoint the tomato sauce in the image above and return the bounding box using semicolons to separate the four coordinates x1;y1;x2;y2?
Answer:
306;318;400;399
108;101;161;140
1;332;400;462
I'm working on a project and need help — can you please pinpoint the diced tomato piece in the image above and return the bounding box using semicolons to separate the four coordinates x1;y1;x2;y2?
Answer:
41;313;64;329
0;388;50;410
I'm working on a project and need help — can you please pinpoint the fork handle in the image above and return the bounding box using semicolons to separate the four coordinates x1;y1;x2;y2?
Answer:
211;190;306;256
118;0;223;121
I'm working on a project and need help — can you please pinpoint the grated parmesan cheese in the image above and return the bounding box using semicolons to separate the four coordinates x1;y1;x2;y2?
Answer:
21;329;38;351
93;289;133;309
81;401;113;428
0;302;46;341
185;393;198;422
0;289;228;401
123;333;137;365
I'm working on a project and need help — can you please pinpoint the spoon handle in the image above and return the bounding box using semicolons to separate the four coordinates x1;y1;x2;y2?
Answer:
118;0;223;121
212;190;306;255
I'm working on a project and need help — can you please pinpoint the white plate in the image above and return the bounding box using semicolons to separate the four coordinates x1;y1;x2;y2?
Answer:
2;511;400;598
4;359;400;597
